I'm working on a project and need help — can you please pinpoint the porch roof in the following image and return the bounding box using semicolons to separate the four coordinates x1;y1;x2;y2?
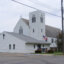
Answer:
26;42;50;45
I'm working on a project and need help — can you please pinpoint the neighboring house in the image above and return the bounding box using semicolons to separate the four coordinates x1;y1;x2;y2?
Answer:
0;10;61;53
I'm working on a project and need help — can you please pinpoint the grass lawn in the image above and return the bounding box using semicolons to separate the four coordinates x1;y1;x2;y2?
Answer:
32;52;64;55
54;52;64;55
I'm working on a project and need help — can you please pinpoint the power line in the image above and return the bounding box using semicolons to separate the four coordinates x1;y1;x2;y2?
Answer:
28;0;61;14
28;0;59;11
12;0;61;18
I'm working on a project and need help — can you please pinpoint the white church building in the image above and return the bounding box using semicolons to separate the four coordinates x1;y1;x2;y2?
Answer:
0;11;61;53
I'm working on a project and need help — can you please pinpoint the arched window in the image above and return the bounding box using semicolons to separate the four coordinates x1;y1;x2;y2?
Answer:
19;26;23;34
32;15;36;23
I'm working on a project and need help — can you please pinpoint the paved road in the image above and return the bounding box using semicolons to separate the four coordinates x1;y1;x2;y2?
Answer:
0;53;64;64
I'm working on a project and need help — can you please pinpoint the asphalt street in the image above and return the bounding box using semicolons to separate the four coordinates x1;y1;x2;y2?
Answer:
0;53;64;64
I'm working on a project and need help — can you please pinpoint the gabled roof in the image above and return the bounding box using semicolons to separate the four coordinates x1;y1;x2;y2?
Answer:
50;43;57;48
21;18;61;38
6;32;50;44
22;18;29;25
45;25;61;38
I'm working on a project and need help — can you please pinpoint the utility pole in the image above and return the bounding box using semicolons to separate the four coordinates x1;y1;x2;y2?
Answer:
61;0;64;53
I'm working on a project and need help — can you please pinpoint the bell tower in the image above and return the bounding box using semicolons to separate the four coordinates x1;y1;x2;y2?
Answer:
29;10;46;40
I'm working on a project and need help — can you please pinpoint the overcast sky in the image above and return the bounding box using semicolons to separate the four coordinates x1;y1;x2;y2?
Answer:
0;0;63;33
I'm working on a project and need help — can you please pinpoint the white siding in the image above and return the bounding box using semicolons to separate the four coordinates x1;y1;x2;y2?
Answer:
0;32;27;53
25;44;36;53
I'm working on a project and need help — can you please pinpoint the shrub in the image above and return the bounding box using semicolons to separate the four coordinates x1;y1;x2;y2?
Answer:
35;48;42;53
47;50;54;53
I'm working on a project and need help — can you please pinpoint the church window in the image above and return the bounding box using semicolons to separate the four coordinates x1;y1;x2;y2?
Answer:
9;44;11;50
33;29;34;32
13;44;15;50
40;17;43;23
19;26;23;34
32;15;36;23
3;34;5;39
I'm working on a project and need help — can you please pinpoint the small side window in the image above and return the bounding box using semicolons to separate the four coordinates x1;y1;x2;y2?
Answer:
40;17;43;23
3;34;5;39
19;26;23;34
33;29;34;32
9;44;11;50
13;44;15;50
51;39;54;43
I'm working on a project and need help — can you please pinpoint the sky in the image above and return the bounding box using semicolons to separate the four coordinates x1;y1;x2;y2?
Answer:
0;0;63;33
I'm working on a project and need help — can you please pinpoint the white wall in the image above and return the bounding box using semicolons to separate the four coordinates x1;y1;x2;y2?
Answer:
0;32;57;53
0;32;44;53
25;44;36;53
0;32;27;53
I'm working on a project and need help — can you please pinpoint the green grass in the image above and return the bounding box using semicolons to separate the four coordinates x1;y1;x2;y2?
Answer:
31;52;64;55
31;52;54;55
54;52;64;55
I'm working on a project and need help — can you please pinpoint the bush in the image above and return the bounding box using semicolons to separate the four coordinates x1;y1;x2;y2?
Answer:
47;50;54;53
35;48;42;53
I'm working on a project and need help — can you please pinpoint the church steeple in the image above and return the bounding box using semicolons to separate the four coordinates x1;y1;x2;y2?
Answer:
29;10;45;40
